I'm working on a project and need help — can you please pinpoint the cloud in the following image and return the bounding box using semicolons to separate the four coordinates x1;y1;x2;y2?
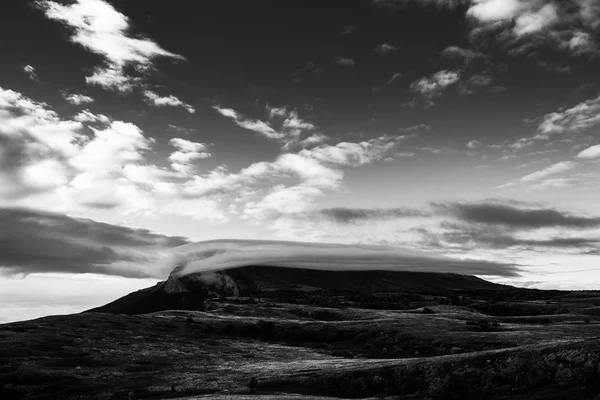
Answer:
214;104;319;148
518;161;577;182
417;200;600;254
341;25;357;35
213;105;281;140
374;43;399;55
467;140;482;149
530;177;579;190
386;72;403;85
168;239;521;278
577;144;600;159
73;109;110;124
417;223;600;252
0;85;161;214
142;90;195;113
298;135;400;167
433;201;600;229
457;72;495;95
467;0;600;61
410;70;460;106
538;94;600;136
335;57;356;67
23;65;39;82
168;138;211;174
513;3;560;36
63;92;94;105
37;0;184;92
307;206;428;224
440;45;488;64
0;207;189;278
399;124;430;133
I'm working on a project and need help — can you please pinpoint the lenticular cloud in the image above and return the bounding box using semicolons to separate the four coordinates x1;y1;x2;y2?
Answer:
160;239;520;278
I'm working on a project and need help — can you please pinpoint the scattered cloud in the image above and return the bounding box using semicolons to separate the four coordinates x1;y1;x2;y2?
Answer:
335;57;356;67
63;92;94;105
410;70;460;106
168;138;211;175
467;140;482;149
142;90;195;113
374;42;399;55
0;207;189;278
73;109;110;124
23;65;39;82
37;0;184;92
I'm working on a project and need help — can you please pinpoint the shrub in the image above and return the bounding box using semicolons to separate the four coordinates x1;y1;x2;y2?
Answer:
555;365;574;387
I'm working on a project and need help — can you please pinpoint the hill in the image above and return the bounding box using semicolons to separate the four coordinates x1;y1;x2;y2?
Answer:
87;265;508;315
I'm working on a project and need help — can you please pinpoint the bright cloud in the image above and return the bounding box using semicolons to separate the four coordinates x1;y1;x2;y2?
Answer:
577;144;600;159
37;0;184;92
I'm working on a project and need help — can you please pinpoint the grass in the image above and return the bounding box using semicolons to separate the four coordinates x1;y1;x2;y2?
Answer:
2;289;600;399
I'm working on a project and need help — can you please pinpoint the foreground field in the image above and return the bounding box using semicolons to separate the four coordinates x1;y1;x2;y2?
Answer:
2;286;600;400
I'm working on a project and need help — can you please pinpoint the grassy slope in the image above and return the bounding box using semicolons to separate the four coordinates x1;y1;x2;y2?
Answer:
2;289;600;400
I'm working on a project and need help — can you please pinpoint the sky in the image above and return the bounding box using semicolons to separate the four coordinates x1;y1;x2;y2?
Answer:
1;0;600;323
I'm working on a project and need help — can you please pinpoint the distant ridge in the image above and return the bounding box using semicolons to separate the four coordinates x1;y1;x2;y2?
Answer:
87;265;509;315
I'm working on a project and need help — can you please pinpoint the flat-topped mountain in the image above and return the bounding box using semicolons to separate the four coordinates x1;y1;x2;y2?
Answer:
87;265;507;315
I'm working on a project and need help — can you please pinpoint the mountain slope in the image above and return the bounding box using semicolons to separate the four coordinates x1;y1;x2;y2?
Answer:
87;265;508;315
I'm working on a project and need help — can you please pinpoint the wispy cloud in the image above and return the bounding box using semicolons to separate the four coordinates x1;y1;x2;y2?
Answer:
386;72;403;85
142;90;195;113
213;105;281;139
519;161;577;182
374;42;399;55
37;0;184;92
335;57;355;67
23;65;39;82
